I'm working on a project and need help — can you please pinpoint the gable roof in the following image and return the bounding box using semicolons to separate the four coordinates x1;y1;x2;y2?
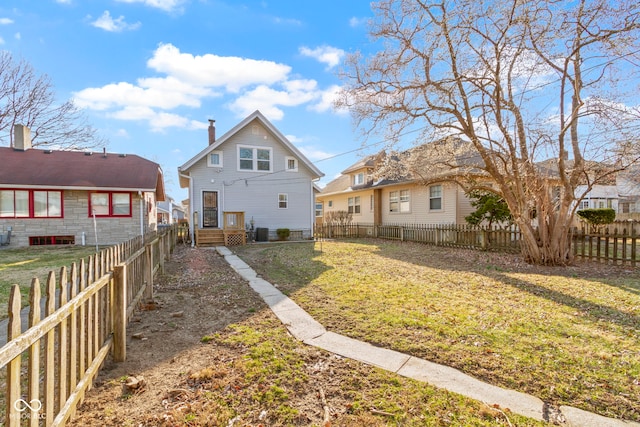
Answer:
178;110;324;182
0;147;166;200
319;138;485;197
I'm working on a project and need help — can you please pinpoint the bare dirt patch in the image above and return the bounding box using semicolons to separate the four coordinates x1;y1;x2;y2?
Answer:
68;246;270;425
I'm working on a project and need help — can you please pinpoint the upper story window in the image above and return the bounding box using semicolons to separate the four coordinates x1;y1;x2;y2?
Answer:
429;185;443;210
90;192;131;217
0;189;63;218
207;150;223;167
353;172;365;186
239;146;272;172
285;156;298;172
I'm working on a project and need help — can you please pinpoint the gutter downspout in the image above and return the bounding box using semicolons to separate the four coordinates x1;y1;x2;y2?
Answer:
179;170;195;247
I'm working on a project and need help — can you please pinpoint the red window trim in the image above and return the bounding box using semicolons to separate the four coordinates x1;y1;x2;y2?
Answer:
88;191;133;218
0;188;64;219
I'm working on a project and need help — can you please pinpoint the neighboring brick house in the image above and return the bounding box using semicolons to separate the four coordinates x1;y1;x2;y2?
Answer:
0;125;165;247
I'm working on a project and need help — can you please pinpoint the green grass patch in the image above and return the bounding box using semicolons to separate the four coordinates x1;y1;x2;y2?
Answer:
0;245;104;319
233;240;640;422
164;312;546;426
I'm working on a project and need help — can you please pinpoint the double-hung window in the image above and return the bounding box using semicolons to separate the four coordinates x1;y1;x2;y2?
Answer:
239;146;272;172
353;172;364;186
429;185;442;210
90;192;131;217
0;189;62;218
279;193;288;209
348;196;361;214
389;191;399;213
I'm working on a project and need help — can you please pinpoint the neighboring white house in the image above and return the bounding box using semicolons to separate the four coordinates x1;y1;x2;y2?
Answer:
575;184;618;211
178;110;324;244
157;196;186;225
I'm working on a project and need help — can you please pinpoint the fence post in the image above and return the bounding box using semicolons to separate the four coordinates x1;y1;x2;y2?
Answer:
144;243;154;300
6;285;22;427
113;264;127;362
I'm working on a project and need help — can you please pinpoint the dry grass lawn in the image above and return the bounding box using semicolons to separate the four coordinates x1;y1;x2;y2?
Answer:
233;239;640;423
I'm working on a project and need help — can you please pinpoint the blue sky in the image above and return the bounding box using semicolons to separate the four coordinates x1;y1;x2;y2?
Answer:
0;0;379;201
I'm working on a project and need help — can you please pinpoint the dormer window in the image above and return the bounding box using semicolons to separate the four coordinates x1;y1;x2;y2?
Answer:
353;172;365;186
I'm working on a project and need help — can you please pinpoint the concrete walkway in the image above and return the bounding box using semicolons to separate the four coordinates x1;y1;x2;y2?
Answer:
216;246;639;427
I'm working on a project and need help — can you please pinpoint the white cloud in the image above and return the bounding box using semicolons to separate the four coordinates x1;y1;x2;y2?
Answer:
229;81;320;119
309;84;345;114
91;11;141;32
147;43;291;92
349;17;366;27
298;146;334;162
115;0;185;13
299;45;345;69
14;33;21;40
75;43;340;130
0;18;14;25
115;128;130;138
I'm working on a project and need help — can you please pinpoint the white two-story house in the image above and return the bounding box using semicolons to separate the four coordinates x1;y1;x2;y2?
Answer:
178;110;324;245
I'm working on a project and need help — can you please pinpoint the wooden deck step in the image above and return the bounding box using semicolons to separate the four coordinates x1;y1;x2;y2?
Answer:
195;229;225;247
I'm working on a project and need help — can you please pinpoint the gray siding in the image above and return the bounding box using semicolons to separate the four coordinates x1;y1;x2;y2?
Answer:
188;121;317;237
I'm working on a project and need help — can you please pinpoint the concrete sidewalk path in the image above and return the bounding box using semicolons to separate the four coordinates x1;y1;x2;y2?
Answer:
216;247;639;427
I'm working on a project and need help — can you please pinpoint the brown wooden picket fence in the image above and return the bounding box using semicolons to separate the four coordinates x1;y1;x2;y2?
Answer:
315;222;640;265
0;224;178;427
314;223;522;253
572;226;638;266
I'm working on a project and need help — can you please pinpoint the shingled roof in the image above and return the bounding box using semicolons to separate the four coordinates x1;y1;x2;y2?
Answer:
0;147;166;200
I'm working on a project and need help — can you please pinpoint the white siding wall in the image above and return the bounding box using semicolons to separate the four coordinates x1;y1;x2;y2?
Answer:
380;183;459;224
320;190;375;223
189;121;317;236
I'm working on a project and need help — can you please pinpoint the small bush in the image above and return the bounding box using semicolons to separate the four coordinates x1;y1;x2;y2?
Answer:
276;228;290;240
576;208;616;225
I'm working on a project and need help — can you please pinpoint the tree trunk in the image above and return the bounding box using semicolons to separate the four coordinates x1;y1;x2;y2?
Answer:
517;216;574;266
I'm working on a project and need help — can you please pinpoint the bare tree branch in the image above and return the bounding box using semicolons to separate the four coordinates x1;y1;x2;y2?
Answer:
0;51;106;150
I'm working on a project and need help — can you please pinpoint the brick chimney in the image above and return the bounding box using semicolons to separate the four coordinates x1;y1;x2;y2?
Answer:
208;119;216;145
14;124;32;151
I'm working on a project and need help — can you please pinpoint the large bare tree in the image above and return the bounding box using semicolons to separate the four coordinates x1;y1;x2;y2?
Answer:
0;51;105;150
337;0;640;265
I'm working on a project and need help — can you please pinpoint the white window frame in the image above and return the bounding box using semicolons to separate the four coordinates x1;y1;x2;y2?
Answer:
207;150;223;167
353;172;365;186
348;196;361;214
285;156;298;172
399;189;410;213
579;200;589;210
389;191;399;213
279;193;288;209
429;185;443;211
238;145;272;172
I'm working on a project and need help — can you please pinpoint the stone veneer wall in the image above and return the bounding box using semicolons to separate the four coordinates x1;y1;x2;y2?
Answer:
0;190;157;247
